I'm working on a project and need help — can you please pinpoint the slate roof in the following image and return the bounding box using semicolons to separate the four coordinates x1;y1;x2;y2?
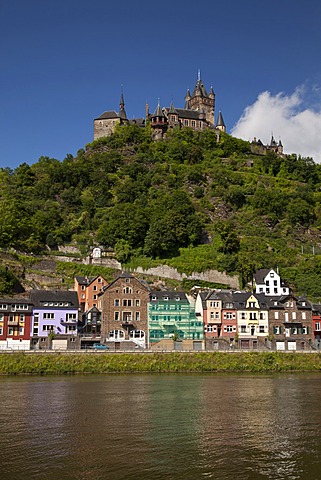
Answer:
192;79;209;97
75;276;97;286
216;111;226;128
30;290;79;308
174;108;204;120
253;268;270;284
95;111;120;120
150;291;188;302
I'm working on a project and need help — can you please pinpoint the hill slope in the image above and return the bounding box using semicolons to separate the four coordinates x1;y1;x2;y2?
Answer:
1;124;321;297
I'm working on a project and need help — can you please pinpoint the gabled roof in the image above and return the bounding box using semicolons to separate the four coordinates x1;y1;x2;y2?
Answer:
95;111;120;120
253;268;271;284
30;290;79;308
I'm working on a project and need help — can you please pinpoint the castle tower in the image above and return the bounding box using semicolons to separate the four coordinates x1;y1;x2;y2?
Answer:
216;110;226;132
150;100;167;139
189;70;215;126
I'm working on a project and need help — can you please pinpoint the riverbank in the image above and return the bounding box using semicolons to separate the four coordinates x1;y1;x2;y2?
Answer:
0;351;321;375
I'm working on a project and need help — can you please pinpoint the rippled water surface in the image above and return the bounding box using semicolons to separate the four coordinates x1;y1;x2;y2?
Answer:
0;373;321;479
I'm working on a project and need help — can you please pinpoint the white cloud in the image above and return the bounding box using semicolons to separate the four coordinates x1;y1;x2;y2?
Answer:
231;88;321;163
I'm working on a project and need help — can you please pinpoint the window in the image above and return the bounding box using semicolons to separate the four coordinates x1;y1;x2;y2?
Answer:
315;322;320;331
274;280;277;286
125;278;130;283
225;303;233;309
249;302;256;308
8;327;13;335
123;312;132;322
43;313;54;320
259;326;265;333
266;281;269;286
210;301;219;308
302;326;308;334
0;314;4;322
0;304;7;310
0;327;2;335
292;312;296;320
302;312;306;320
135;299;140;307
123;299;132;307
93;295;97;300
108;329;125;339
114;299;120;307
98;278;102;283
249;313;257;320
43;325;54;331
93;285;97;291
129;330;145;339
20;314;25;323
81;286;86;291
224;312;234;319
184;119;188;126
19;327;24;335
274;312;279;319
191;120;196;128
114;312;119;321
135;312;140;321
266;288;270;294
81;294;85;299
66;313;77;321
240;312;246;320
240;325;246;333
123;287;132;294
259;312;264;320
225;325;233;332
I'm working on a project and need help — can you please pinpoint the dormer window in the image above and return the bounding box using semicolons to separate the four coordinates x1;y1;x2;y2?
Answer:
163;296;169;301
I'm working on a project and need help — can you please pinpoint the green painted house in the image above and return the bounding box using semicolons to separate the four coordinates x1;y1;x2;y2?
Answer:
149;291;204;343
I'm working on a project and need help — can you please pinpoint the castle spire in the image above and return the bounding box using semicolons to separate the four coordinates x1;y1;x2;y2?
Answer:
119;86;127;120
216;110;226;132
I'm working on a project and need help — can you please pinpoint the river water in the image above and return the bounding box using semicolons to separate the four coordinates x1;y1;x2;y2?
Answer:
0;373;320;480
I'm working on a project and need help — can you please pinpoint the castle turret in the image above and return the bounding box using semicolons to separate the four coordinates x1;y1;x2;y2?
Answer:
184;89;191;109
168;101;179;127
150;100;167;139
216;110;226;132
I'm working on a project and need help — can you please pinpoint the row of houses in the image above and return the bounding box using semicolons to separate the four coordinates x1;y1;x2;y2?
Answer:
1;269;321;351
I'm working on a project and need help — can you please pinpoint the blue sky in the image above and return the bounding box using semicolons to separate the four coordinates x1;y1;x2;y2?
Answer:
1;0;321;168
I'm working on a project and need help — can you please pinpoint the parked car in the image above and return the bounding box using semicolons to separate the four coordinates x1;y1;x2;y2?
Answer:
92;343;109;350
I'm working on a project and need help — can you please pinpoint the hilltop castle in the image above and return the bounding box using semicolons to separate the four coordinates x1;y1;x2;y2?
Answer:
94;72;226;140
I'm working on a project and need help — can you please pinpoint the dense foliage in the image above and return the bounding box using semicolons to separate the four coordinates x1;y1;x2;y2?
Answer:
2;124;321;296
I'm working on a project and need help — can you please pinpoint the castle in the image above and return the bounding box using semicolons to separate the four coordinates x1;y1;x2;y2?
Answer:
94;72;226;140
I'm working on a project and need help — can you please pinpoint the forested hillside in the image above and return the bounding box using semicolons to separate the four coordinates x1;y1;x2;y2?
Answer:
1;124;321;297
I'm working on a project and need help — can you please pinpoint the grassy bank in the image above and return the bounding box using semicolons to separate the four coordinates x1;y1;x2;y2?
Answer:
0;352;321;375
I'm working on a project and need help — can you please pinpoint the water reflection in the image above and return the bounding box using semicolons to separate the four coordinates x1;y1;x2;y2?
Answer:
0;374;320;479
